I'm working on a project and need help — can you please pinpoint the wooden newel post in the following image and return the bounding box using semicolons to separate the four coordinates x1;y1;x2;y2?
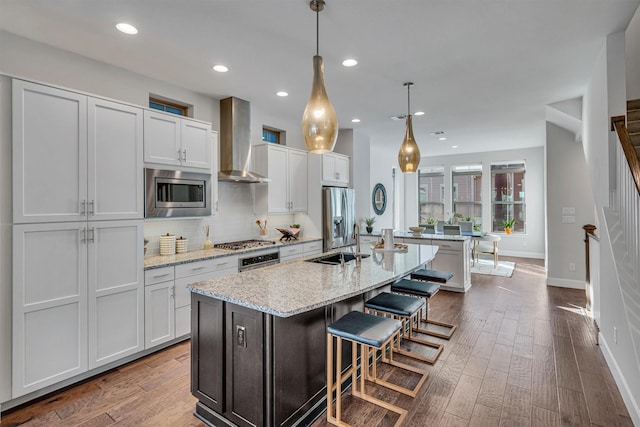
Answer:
582;224;597;313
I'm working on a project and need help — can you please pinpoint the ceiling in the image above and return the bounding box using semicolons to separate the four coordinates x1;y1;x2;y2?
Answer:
1;0;638;156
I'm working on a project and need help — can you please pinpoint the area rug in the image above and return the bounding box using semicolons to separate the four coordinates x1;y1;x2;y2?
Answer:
471;257;516;277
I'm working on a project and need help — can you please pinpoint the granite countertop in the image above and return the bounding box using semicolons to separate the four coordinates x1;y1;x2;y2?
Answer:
187;244;439;318
144;237;322;270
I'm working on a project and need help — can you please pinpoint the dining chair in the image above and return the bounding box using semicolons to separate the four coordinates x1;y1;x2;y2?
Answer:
473;234;501;267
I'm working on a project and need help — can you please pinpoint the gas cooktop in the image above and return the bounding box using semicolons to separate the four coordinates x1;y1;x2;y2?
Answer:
213;239;276;251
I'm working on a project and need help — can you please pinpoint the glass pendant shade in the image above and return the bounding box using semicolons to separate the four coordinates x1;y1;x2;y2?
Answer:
398;115;421;173
302;55;338;153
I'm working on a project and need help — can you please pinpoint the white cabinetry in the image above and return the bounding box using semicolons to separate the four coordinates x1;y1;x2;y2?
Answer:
12;220;144;397
279;240;323;262
401;237;471;292
321;152;350;187
254;144;308;213
144;255;238;349
143;110;212;170
12;80;144;223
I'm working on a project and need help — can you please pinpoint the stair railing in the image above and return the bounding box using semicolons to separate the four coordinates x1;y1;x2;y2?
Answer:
611;116;640;195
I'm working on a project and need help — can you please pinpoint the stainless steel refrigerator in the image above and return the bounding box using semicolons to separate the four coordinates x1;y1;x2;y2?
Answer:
322;187;356;252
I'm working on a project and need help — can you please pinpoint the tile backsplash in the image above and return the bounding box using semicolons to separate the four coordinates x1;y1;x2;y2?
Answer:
144;181;318;255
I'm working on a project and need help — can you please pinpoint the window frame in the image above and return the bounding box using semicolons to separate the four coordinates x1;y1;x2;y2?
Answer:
418;167;445;224
451;164;483;226
491;161;526;234
149;97;188;116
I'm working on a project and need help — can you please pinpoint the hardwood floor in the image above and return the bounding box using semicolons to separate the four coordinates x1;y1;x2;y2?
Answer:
1;257;633;426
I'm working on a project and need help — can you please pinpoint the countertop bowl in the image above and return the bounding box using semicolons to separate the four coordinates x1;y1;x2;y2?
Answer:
409;226;425;234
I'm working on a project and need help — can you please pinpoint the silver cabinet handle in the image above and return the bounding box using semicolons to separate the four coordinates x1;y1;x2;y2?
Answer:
89;227;95;243
183;149;187;162
215;261;230;267
89;200;95;215
177;149;182;161
81;227;87;243
191;266;206;271
81;200;86;216
154;273;170;278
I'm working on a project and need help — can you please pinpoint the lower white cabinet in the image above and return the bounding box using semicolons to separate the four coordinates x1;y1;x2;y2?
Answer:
12;220;144;398
279;240;323;262
144;255;238;349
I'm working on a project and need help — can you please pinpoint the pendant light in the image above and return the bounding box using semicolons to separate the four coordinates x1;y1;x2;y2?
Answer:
398;82;421;173
302;0;338;153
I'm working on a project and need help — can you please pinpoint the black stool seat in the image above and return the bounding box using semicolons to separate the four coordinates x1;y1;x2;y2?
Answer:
392;279;440;298
411;268;453;283
365;292;424;317
327;311;401;348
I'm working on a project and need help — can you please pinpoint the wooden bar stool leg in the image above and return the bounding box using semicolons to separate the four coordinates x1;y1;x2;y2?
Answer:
326;332;334;422
414;295;457;340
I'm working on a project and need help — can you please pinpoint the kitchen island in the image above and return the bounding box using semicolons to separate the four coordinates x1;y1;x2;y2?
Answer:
187;243;439;427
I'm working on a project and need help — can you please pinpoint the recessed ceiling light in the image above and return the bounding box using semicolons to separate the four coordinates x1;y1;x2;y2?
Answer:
414;111;425;116
351;118;361;123
430;131;445;135
116;23;138;35
452;145;459;149
213;65;229;73
276;91;288;97
439;137;447;141
342;59;358;67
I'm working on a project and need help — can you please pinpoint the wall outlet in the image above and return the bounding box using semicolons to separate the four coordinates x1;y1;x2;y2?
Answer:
614;326;617;344
569;263;576;272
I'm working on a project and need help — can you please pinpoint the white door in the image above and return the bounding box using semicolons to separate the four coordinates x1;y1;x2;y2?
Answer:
12;80;88;223
267;145;289;213
12;222;88;397
88;98;144;220
144;282;175;349
143;110;181;166
181;119;212;170
88;220;144;369
288;150;308;212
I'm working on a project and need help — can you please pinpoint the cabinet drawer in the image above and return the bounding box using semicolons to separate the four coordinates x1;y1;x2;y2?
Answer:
175;305;191;338
174;266;238;308
279;244;304;259
433;240;463;251
302;241;323;254
144;266;175;286
175;255;239;278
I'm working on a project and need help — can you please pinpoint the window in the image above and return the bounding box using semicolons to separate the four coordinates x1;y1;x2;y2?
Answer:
452;164;482;226
491;161;526;233
262;126;285;144
418;166;445;224
149;97;188;116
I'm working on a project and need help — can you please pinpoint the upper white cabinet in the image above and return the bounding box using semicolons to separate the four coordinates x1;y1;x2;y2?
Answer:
12;80;144;223
143;110;212;170
321;152;350;187
253;144;308;213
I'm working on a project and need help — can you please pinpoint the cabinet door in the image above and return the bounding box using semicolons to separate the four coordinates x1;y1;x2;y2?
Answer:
211;131;219;212
143;110;181;166
322;153;336;182
12;222;88;397
334;154;350;185
267;145;290;213
288;149;308;212
144;281;175;349
181;119;212;170
88;220;144;368
13;80;88;223
431;248;464;290
88;98;144;220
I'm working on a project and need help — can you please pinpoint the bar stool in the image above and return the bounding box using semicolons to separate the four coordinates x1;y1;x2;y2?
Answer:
392;277;457;340
365;292;443;364
326;311;428;427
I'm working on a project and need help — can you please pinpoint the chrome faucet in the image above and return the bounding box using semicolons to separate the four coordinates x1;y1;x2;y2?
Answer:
353;223;362;263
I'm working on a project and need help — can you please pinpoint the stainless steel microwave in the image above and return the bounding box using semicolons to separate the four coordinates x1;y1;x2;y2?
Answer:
145;168;212;217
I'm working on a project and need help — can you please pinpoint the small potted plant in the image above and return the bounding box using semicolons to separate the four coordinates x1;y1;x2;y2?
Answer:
362;217;376;234
501;218;517;234
425;217;436;225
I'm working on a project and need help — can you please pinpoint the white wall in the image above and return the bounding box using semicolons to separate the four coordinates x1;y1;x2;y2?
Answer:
545;123;596;288
627;7;640;101
583;31;640;424
368;142;400;231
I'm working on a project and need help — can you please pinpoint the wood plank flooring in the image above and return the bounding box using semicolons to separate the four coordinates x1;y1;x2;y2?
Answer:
1;257;634;427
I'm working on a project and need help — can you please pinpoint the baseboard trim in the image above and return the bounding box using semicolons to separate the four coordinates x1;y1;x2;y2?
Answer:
599;334;640;426
546;277;584;289
499;250;545;259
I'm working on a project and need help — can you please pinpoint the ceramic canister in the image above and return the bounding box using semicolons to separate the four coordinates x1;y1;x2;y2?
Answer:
382;228;394;250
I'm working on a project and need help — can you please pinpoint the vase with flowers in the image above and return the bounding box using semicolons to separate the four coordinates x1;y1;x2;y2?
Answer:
501;218;517;234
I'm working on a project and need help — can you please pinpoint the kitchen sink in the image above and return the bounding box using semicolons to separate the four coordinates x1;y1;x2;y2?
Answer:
307;252;370;265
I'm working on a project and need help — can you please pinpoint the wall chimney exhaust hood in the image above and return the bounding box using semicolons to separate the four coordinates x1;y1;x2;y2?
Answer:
218;97;270;183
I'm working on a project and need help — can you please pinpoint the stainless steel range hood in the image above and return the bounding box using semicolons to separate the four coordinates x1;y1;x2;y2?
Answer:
218;97;270;183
